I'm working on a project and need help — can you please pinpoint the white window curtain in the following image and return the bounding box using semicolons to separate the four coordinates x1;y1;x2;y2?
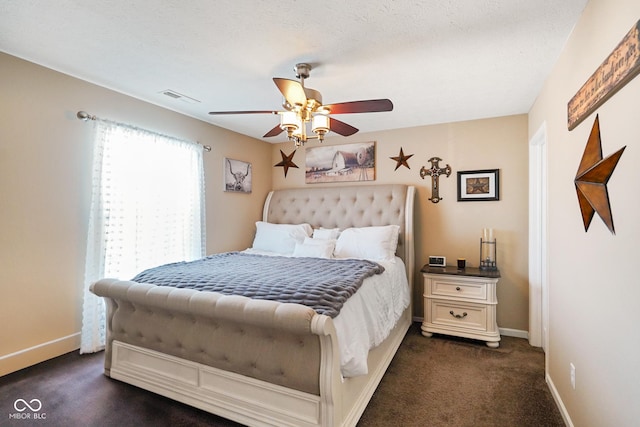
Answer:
80;120;205;353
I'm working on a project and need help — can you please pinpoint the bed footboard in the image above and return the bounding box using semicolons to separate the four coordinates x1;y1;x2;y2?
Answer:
92;278;345;426
92;278;340;395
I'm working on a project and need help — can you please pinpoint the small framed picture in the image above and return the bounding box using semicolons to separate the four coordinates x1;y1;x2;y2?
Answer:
224;158;252;193
457;169;500;201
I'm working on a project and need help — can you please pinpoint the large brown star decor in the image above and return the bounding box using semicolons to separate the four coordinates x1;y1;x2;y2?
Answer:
574;115;626;234
274;149;298;177
390;147;414;170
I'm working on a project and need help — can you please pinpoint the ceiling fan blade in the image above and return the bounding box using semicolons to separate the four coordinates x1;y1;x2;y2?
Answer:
263;124;284;138
208;110;279;115
329;118;359;136
324;99;393;114
273;78;307;107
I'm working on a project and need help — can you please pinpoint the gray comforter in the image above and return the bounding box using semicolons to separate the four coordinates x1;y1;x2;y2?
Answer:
132;252;384;318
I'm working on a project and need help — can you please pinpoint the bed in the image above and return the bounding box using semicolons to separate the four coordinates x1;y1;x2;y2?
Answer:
91;183;415;427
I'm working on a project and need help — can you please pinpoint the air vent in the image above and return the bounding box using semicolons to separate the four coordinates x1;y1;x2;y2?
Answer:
159;89;201;104
163;90;180;99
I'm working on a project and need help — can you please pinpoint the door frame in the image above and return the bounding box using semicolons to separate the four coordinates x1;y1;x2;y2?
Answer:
528;122;549;353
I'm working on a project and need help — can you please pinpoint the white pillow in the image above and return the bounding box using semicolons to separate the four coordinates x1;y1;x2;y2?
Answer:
292;237;336;258
334;225;400;262
251;222;312;255
312;227;341;240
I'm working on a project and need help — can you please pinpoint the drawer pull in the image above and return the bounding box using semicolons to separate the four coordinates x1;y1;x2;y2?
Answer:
456;287;461;291
449;310;468;319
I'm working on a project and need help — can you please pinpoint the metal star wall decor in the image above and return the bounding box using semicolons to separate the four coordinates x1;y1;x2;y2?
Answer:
390;147;414;170
574;115;626;234
274;149;298;177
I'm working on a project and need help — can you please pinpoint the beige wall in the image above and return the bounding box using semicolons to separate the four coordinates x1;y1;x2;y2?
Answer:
529;0;640;424
0;52;530;376
0;53;272;375
272;114;530;331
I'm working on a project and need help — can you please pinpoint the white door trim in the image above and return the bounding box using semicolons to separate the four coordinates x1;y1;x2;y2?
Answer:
528;122;548;352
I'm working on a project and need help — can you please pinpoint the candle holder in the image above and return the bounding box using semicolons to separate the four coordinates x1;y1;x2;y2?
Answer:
479;229;497;271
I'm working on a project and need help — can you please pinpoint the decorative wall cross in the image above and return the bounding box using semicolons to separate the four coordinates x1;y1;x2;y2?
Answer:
420;157;452;203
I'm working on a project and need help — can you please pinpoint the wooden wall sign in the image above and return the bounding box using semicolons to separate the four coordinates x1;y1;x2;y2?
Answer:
567;19;640;131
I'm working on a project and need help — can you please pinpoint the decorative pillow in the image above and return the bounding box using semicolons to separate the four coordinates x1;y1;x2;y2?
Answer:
312;227;341;240
251;222;313;255
292;237;336;258
334;225;400;262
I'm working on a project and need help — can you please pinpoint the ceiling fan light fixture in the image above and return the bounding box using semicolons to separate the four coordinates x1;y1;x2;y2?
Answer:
209;63;392;146
312;113;330;141
280;111;299;131
281;111;308;145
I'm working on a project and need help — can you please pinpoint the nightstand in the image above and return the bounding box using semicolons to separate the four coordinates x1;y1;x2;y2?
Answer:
421;265;500;348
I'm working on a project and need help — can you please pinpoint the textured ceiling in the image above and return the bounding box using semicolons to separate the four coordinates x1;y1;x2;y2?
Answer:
0;0;588;142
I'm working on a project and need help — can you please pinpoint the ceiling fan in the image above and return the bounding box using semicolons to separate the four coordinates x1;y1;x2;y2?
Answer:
208;63;393;146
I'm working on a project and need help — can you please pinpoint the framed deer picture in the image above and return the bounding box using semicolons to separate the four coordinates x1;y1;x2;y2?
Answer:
224;158;252;193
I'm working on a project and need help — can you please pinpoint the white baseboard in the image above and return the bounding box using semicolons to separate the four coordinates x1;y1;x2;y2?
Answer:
413;317;529;341
546;373;574;427
499;327;529;339
0;332;81;376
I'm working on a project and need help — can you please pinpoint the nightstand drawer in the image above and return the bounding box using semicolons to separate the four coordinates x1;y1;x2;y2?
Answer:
430;278;487;301
429;300;487;332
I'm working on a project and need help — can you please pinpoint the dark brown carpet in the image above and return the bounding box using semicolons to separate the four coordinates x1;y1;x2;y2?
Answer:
0;323;564;426
358;324;564;426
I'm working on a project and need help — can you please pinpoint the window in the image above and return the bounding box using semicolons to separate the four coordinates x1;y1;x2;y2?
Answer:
80;120;205;353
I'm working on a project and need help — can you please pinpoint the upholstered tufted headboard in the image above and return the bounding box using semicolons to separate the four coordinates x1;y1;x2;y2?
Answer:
263;184;415;285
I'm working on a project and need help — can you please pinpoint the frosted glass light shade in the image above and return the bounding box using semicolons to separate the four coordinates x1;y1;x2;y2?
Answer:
280;111;299;131
312;114;329;134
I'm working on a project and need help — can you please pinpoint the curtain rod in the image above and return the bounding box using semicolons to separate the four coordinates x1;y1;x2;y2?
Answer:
76;111;212;152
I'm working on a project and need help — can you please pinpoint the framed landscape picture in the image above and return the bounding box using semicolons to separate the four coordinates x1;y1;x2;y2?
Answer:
305;141;376;184
224;158;252;193
457;169;500;201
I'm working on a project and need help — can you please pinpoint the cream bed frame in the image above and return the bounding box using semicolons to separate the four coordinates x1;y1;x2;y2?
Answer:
91;184;415;427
